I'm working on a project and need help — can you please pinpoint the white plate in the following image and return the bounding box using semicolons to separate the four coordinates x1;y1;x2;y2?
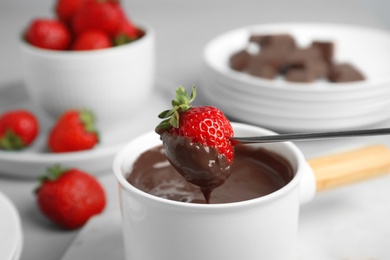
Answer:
204;66;390;102
203;77;390;119
0;82;169;179
0;191;22;260
202;84;390;132
202;23;390;131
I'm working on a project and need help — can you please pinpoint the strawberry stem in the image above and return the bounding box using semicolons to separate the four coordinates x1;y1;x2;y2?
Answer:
0;130;25;150
79;110;97;133
39;165;67;182
113;34;136;46
155;86;196;134
35;165;68;193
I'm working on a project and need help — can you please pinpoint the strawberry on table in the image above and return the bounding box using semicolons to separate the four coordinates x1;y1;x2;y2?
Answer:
24;18;71;50
155;86;235;202
36;165;106;229
48;109;99;153
0;110;39;150
72;30;112;50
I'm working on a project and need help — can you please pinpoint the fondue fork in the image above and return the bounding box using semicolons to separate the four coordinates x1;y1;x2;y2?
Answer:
233;128;390;144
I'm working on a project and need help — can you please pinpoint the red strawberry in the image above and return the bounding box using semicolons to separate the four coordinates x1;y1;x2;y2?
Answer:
55;0;92;25
72;30;112;50
36;165;106;229
0;110;39;150
155;86;234;201
71;1;127;37
48;109;99;153
113;18;140;46
25;18;71;50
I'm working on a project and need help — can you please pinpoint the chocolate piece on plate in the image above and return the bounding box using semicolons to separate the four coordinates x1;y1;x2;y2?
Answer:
249;34;266;45
328;63;365;82
286;46;323;65
311;41;334;64
245;52;281;79
229;50;251;71
247;64;278;79
285;68;317;83
285;54;329;79
305;59;329;78
250;34;296;51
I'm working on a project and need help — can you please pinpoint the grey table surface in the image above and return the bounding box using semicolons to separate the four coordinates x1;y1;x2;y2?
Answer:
2;0;390;259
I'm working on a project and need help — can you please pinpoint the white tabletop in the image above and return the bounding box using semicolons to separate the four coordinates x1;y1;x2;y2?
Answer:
1;1;390;259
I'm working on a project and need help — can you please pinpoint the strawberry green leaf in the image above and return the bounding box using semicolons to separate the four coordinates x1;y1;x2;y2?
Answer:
114;34;136;46
35;165;68;193
37;165;68;185
0;130;25;150
158;109;174;119
155;86;197;134
79;110;97;133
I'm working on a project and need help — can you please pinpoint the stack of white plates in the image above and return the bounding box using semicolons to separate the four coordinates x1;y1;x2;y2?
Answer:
202;23;390;132
0;191;23;260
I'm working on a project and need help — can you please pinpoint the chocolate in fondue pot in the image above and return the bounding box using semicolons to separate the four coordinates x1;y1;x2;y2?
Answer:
127;144;294;204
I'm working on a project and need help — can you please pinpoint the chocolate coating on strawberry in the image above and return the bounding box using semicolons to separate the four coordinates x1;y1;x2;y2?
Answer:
156;86;235;202
161;134;231;202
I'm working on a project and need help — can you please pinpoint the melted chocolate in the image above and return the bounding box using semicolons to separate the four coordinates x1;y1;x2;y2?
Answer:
160;133;231;202
126;145;294;204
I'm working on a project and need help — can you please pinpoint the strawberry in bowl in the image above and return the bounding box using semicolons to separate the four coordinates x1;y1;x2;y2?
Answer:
25;0;143;51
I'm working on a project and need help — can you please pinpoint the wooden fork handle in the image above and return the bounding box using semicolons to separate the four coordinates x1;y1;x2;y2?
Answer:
308;145;390;192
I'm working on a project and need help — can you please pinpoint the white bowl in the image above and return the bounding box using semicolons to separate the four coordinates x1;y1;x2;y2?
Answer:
113;122;316;260
20;22;155;129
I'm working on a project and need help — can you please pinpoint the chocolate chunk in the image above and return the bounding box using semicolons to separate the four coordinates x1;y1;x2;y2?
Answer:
328;63;365;82
249;34;266;45
247;64;278;79
229;33;365;84
229;50;251;71
285;68;317;83
286;59;329;79
259;48;288;70
311;41;334;64
245;51;284;79
286;46;323;65
307;59;329;78
250;34;296;51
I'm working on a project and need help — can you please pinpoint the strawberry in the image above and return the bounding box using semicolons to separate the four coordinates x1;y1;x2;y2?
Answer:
0;110;39;150
71;1;127;37
156;86;234;162
155;86;234;201
113;17;141;46
55;0;92;25
36;165;106;229
48;109;99;153
24;18;71;50
72;30;112;50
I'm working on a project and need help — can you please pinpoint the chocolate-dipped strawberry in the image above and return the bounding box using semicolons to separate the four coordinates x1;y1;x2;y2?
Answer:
155;86;235;202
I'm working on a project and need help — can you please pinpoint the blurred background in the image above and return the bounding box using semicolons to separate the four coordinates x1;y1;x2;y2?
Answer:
1;0;390;91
